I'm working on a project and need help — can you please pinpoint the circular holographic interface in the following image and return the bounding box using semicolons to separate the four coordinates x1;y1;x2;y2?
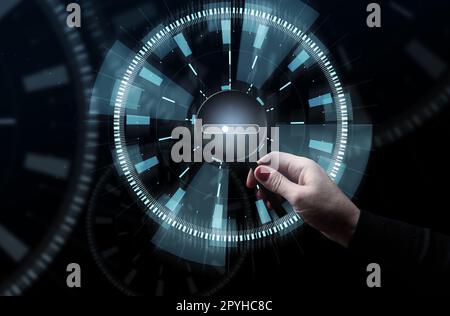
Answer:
91;2;371;249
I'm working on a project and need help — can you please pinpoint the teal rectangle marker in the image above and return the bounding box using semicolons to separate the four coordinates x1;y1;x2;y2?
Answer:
135;156;159;174
256;200;271;224
212;204;224;229
174;33;192;57
308;93;333;108
221;19;231;45
309;140;333;154
126;115;150;125
139;67;163;86
253;25;269;49
0;223;28;262
23;65;69;92
166;188;186;212
126;85;144;109
288;50;310;72
24;153;70;179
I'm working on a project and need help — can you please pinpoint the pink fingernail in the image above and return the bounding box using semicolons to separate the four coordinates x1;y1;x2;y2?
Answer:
255;166;270;181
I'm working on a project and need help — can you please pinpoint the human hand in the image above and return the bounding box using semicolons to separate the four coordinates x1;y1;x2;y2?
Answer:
246;152;360;247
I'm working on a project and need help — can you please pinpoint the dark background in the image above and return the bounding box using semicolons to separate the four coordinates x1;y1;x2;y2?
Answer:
18;0;450;296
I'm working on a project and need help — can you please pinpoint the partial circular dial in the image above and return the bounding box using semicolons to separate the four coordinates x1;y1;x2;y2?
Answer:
0;0;96;295
87;168;247;295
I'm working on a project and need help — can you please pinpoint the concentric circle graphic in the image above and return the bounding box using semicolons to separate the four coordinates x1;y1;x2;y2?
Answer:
0;0;97;295
91;1;372;255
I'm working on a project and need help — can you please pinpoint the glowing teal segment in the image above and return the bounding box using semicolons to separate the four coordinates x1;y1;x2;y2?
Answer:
173;33;192;57
256;200;271;224
253;25;269;49
139;67;163;86
309;93;333;108
309;140;333;154
24;154;69;179
188;63;198;76
288;50;310;72
23;65;69;92
126;85;144;109
279;81;292;91
212;204;224;229
221;85;231;91
126;115;150;125
135;156;159;174
0;222;28;262
221;19;231;44
166;188;186;212
256;97;265;106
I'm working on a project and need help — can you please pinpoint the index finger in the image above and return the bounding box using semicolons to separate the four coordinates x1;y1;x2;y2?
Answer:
257;152;312;183
246;168;258;188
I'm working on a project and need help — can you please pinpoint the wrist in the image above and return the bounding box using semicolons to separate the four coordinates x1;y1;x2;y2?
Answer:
322;204;360;248
337;204;361;247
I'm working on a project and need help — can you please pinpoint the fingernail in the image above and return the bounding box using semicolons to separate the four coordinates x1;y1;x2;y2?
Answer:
257;155;271;165
256;166;270;182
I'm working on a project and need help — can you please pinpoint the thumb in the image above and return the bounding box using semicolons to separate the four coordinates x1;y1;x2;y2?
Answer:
254;165;302;206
